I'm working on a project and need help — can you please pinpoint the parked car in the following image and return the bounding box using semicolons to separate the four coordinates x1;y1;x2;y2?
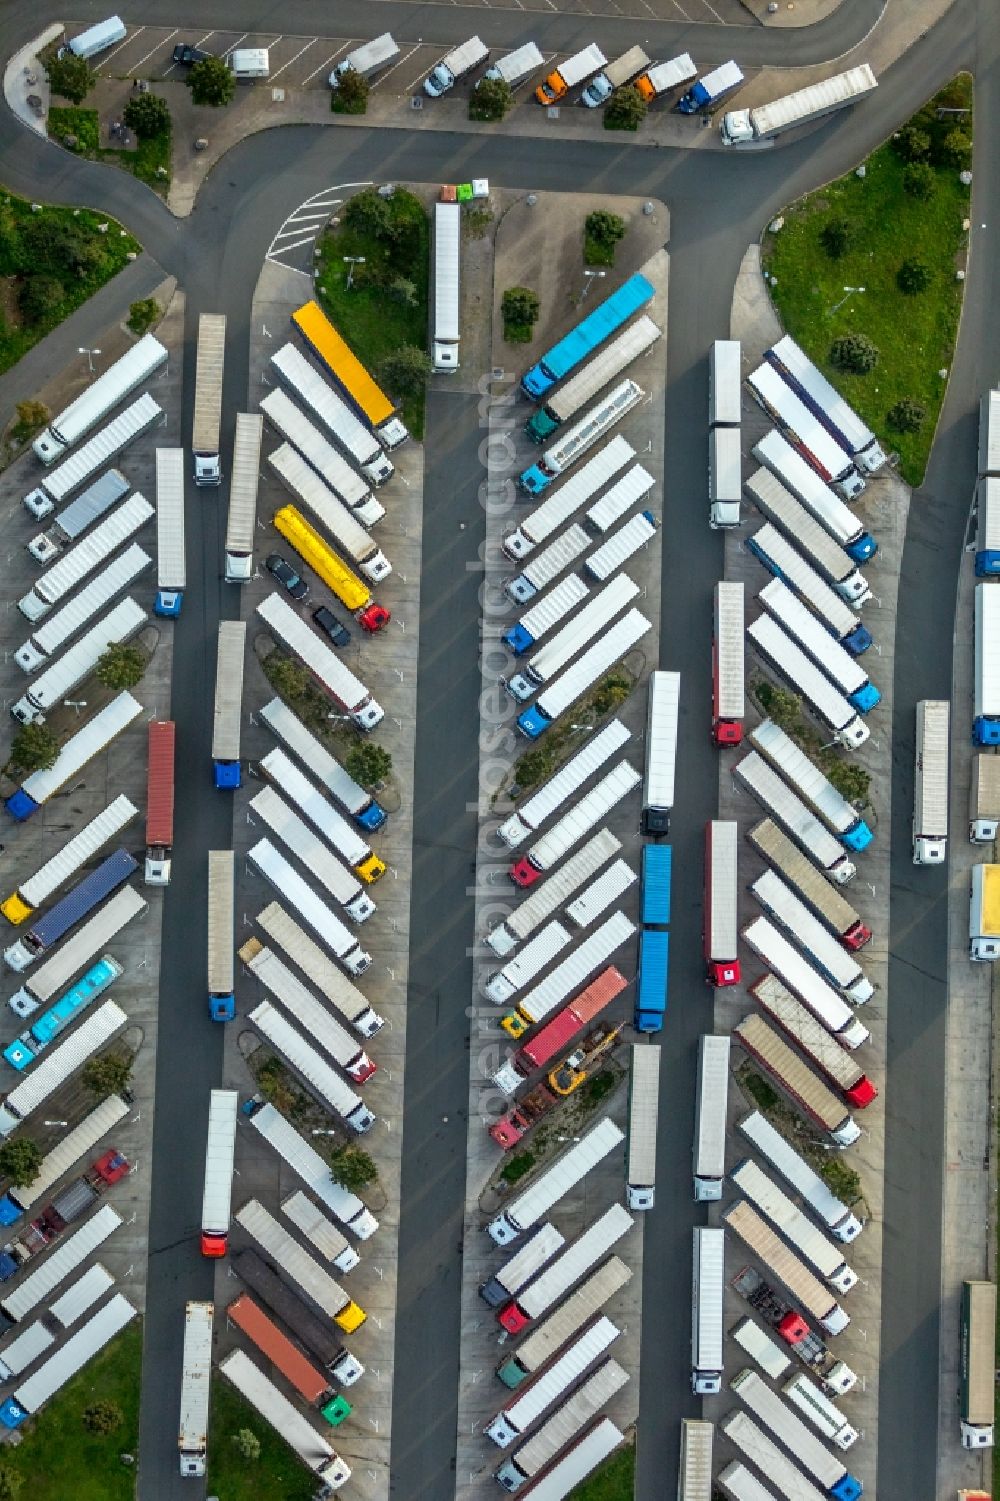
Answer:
312;606;351;648
173;43;212;65
266;554;309;601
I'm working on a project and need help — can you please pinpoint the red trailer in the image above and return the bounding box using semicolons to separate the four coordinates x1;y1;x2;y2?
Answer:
145;720;175;886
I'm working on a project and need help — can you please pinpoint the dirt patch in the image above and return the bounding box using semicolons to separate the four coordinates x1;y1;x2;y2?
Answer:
0;278;22;331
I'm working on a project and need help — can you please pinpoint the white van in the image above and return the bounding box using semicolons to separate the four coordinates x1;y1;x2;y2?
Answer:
62;16;126;60
230;49;270;80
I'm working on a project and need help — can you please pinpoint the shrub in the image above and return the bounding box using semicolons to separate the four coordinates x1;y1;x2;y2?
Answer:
378;344;431;397
267;655;310;703
591;672;630;716
819;218;852;260
231;1428;261;1462
938;127;971;169
96;641;145;690
0;1465;22;1500
389;275;417;307
502;1151;535;1185
469;77;512;122
123;92;170;139
22;217;102;279
187;55;235;108
502;285;539;335
896;257;931;295
331;68;368;115
345;742;392;789
830;332;879;374
825;760;871;805
344;187;394;240
891;125;930;162
82;1400;124;1434
0;1138;42;1188
128;296;161;334
585;210;626;252
81;1051;133;1096
604;85;646;132
11;399;49;445
18;275;64;323
887;396;926;433
44;54;92;105
902;162;936;200
328;1144;378;1193
821;1158;862;1204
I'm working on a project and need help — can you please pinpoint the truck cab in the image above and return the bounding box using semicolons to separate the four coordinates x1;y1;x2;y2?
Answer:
209;990;236;1022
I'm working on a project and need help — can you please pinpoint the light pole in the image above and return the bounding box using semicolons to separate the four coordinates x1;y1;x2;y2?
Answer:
828;286;866;317
78;346;101;375
63;699;87;715
311;1128;337;1137
343;255;366;290
580;270;606;304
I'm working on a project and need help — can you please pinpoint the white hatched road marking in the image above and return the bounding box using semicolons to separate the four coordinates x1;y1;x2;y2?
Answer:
269;38;318;81
265;180;373;270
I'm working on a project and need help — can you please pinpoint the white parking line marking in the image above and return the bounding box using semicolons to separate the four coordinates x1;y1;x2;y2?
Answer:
404;53;436;91
222;33;248;58
672;0;692;14
699;0;725;17
95;26;145;71
302;44;348;85
269;37;317;80
371;44;423;90
161;29;217;77
132;29;176;69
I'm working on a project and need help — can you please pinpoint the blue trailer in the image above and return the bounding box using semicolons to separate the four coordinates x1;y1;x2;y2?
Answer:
634;930;668;1033
641;845;672;926
521;274;655;399
3;851;138;972
3;957;123;1070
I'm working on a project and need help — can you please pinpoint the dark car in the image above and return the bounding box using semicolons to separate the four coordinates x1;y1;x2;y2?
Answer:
172;43;212;65
312;606;351;648
266;553;309;601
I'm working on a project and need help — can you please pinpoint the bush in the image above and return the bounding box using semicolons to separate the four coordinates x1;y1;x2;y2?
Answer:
11;399;49;445
82;1400;124;1434
821;1158;862;1204
344;187;395;240
469;77;512;122
0;1466;21;1501
331;68;369;115
122;92;170;139
825;760;871;805
604;85;646;132
389;276;417;307
128;296;160;335
81;1052;132;1096
345;742;392;789
501;1151;536;1185
887;396;926;433
96;641;145;690
938;127;971;169
891;125;930;162
585;211;626;254
232;1428;262;1462
502;285;539;339
591;672;630;716
267;655;310;703
902;162;936;200
0;1138;42;1188
752;678;801;731
44;54;92;105
819;218;853;260
896;258;931;295
187;55;235;108
830;332;879;374
18;275;64;323
328;1144;378;1194
378;343;431;398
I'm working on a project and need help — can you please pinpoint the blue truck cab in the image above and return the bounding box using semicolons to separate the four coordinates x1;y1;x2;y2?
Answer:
848;682;881;715
516;704;552;739
209;991;236;1023
213;759;241;791
503;622;536;656
520;273;655;399
154;587;184;618
841;622;872;656
676;60;744;114
518;462;552;496
840;818;873;853
634;930;669;1032
844;532;877;564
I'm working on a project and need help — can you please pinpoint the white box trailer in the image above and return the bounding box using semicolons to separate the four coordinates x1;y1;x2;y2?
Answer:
2;794;137;921
12;597;147;725
269;442;391;583
507;1418;624;1498
747;527;871;661
503;1206;634;1326
721;1413;828;1501
510;575;639;700
331;31;399;84
749;718;871;849
745;469;871;611
516;763;642;877
713;581;745;743
970;754;1000;842
747;365;864;501
64;15;127;59
487;830;621;956
256;901;383;1036
975;581;1000;744
584;511;659;581
270;343;393;487
18;541;152;673
25;464;130;542
257;592;383;731
722;63;877;145
178;1301;214;1476
741;915;868;1045
565;859;636;927
19;494;154;623
248;1001;374;1132
498;719;631;847
432;202;461;371
737;1109;862;1241
485;922;572;1004
731;1158;857;1293
724;1204;849;1336
735;752;856;885
506;524;590;605
0;1319;55;1380
635;52;696;100
5;1095;129;1214
734;1015;861;1148
693;1034;730;1201
730;1368;858;1494
750;873;873;1005
976;476;1000;576
219;1349;350;1489
248;1101;378;1238
677;1419;714;1501
643;670;679;834
224;413;263;583
233;1200;362;1333
747;615;868;750
36;395;163;507
424;34;489;95
47;1262;115;1328
211;621;246;788
281;1190;358;1275
259;697;386;833
249;787;374;922
731;1317;792;1381
765;333;887;474
207;850;234;1020
154;447;186;615
783;1372;858;1449
705;819;740;986
691;1226;725;1394
33;333;166;463
247;841;371;976
200;1089;238;1255
754;430;874;558
504;576;591;656
488;1118;625;1244
749;819;870;950
485;1315;620;1446
0;1204;123;1323
513;612;648;740
709;423;742;528
9;888;145;1017
504;437;635;559
258;748;381;882
584;462;655;535
537;43;607;101
483;41;543;87
625;1046;659;1209
758;578;878;714
192;314;226;485
536;321;661;432
980;390;1000;478
509;912;635;1029
3;1294;137;1429
710;339;742;427
913;699;950;864
7;693;143;824
0;1001;127;1137
496;1258;632;1388
495;1366;628;1489
481;1224;566;1307
260;389;383;526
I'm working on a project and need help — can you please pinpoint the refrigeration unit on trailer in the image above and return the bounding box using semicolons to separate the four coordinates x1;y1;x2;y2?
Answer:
224;413;263;583
704;820;740;985
207;850;235;1021
505;575;639;701
33;333;167;464
758;578;879;714
528;319;661;441
498;719;630;847
961;1279;996;1448
19;494;154;623
219;1350;350;1489
693;1034;730;1201
730;1157;858;1292
200;1089;238;1256
270;342;394;486
10;598;147;726
247;842;371;977
625;1045;659;1209
747;615;869;750
753;430;875;560
0;1000;127;1137
521;274;654;397
7;890;144;1019
178;1301;213;1476
247;1001;375;1133
724;1204;850;1337
0;1294;138;1431
257;592;384;730
738;1109;862;1241
709;423;742;529
256;901;384;1035
746;522;871;651
249;787;375;922
741;915;870;1041
712;581;744;744
644;670;680;833
192;313;226;485
747;364;865;500
764;333;887;473
487;1118;625;1245
260;696;387;831
502;436;635;559
691;1226;725;1394
211;620;246;788
29;395;163;514
234;1200;365;1331
744;470;872;628
749;820;870;950
913;699;950;864
485;1315;620;1446
248;1102;377;1238
733;1016;861;1147
734;752;857;885
292;299;408;450
710;339;742;427
269;443;391;583
519;381;644;497
749;718;872;850
260;390;383;527
1;795;137;926
975;582;1000;745
153;447;186;616
432;202;461;371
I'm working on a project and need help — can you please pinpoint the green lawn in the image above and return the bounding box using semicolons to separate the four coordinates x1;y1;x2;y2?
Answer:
315;189;430;438
0;186;140;379
48;106;171;192
568;1442;635;1499
762;75;971;487
0;1322;141;1498
206;1373;318;1501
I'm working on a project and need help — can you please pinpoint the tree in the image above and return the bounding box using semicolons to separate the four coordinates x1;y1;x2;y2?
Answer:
887;396;926;433
584;211;626;252
902;162;936;200
331;67;369;115
378;344;431;398
830;332;879;375
81;1052;133;1097
232;1428;261;1462
389;276;417;307
896;257;931;295
502;286;539;329
604;85;646;132
82;1400;124;1434
591;672;630;716
0;1139;42;1188
819;218;852;260
329;1143;378;1194
18;275;64;323
754;678;801;731
345;741;392;789
127;297;160;335
7;722;58;776
938;127;971;169
344;187;393;240
0;1464;22;1501
44;54;92;104
96;642;145;691
122;93;170;139
11;399;49;445
891;125;930;162
825;760;871;805
820;1158;861;1204
187;55;235;108
267;655;310;702
469;77;512;123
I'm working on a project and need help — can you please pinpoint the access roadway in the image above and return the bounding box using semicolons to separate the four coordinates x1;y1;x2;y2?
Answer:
0;2;989;1497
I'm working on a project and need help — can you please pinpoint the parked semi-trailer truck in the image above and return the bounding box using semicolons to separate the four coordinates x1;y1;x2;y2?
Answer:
505;576;640;702
643;670;680;833
764;333;887;475
749;719;872;851
731;1157;858;1292
32;333;167;464
724;1203;850;1337
292;300;408;449
749;820;870;949
782;1371;858;1450
709;423;742;529
693;1034;730;1201
970;755;1000;843
747;364;865;502
145;719;175;885
261;390;383;526
486;1315;620;1445
503;438;635;560
754;430;875;560
625;1045;659;1209
634;52;696;103
259;751;383;882
735;752;856;884
224;413;262;583
960;1278;996;1448
3;848;137;970
247;1102;378;1238
742;916;869;1042
234;1200;365;1332
746;523;871;653
750;974;876;1109
487;833;621;957
738;1110;862;1241
692;1226;725;1393
1;795;137;926
228;1293;353;1424
282;1190;361;1275
270;342;394;486
2;956;122;1069
704;820;740;986
178;1301;213;1475
272;508;392;633
153;447;186;616
969;863;1000;961
734;1015;861;1147
758;578;879;714
730;1368;861;1498
913;699;949;864
498;1205;634;1334
19;494;154;623
11;598;147;726
0;1294;138;1430
247;841;371;976
509;766;641;887
496;1257;632;1388
7;889;144;1019
250;787;375;922
722;63;877;145
487;1118;625;1245
712;581;745;744
506;526;591;606
269;443;391;583
200;1089;238;1256
27;396;163;524
747;615;869;750
484;922;571;1005
584;510;659;581
749;873;873;1005
206;850;235;1021
534;42;607;104
248;1001;375;1132
745;470;872;625
219;1350;350;1490
527;319;660;441
0;999;128;1136
519;382;644;496
634;927;669;1034
260;697;386;831
503;577;591;660
584;462;656;534
233;1249;364;1380
499;720;630;848
501;914;635;1038
976;477;1000;577
975;581;1000;745
192;313;225;485
25;465;131;546
677;1418;714;1501
495;1366;629;1491
16;543;150;671
480;1224;566;1309
211;621;246;789
256;902;383;1036
257;592;384;730
431;201;461;371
